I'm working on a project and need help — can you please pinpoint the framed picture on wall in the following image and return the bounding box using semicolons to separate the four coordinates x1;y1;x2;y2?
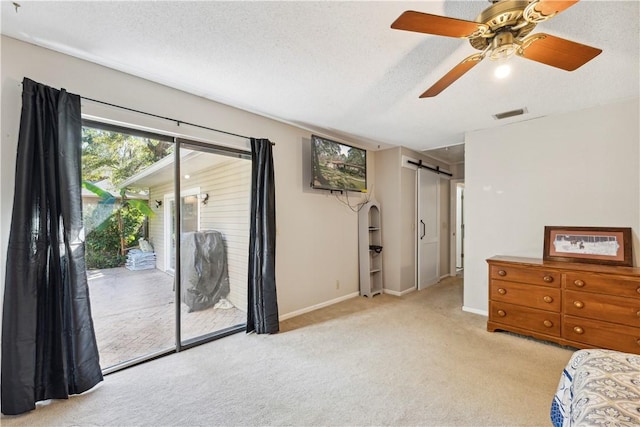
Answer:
543;226;633;267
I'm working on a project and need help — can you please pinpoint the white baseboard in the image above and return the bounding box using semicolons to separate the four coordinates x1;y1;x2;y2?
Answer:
463;306;488;316
383;287;416;297
279;292;360;321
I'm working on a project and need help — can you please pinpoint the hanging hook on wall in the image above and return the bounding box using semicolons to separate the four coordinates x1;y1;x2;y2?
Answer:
199;193;209;205
155;199;163;208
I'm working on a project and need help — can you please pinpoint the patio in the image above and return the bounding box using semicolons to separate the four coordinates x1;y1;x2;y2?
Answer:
88;267;246;369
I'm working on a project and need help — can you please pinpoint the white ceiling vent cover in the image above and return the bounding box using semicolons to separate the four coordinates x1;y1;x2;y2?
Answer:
493;107;528;120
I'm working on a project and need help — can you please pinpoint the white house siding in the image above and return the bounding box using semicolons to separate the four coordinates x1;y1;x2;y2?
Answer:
147;157;250;312
196;158;250;312
148;181;173;272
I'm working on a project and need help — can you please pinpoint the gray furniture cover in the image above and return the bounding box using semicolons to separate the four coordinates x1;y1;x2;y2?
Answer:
180;230;230;312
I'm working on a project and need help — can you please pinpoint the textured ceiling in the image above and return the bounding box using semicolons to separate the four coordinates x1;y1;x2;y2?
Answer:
2;1;638;162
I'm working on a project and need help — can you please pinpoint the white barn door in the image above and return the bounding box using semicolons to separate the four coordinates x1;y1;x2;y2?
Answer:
417;169;440;290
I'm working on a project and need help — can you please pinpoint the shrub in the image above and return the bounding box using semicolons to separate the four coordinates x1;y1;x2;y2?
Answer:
85;204;147;269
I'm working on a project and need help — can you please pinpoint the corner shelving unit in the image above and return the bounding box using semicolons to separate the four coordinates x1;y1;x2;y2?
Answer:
359;201;383;297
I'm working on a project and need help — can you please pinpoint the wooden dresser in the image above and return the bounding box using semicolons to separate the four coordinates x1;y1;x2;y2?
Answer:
487;256;640;354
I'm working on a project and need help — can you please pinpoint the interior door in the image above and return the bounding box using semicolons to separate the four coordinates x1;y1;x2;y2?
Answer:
417;168;440;289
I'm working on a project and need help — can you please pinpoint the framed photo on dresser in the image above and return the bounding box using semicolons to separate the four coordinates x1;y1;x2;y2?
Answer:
543;226;633;267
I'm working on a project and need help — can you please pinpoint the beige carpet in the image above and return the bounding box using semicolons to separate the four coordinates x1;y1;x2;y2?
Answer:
1;276;574;426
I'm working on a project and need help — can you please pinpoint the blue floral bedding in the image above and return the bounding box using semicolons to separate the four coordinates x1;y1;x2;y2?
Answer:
551;349;640;427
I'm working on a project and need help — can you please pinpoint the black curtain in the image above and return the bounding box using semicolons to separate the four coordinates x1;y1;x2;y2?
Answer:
246;138;279;334
1;78;103;415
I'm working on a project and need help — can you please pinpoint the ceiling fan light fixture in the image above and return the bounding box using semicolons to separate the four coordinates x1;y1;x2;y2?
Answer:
494;63;512;79
490;32;517;79
489;31;518;61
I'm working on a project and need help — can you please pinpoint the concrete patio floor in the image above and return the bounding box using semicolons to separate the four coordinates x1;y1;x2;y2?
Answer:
87;267;246;369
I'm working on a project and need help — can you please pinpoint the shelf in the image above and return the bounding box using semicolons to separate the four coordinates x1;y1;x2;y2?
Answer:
360;201;383;297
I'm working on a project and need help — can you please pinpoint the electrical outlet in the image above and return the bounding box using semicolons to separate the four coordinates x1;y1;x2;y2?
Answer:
335;280;340;290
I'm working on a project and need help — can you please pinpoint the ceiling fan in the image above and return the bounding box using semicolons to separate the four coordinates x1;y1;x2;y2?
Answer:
391;0;602;98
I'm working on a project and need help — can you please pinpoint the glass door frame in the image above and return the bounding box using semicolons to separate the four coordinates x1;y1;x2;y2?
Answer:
82;118;250;373
173;138;251;352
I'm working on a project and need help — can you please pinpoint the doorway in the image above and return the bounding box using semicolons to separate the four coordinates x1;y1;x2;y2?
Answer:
450;180;465;276
164;189;200;273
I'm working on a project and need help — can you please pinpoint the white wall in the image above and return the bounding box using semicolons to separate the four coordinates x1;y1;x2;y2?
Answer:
464;98;640;314
371;148;399;292
0;36;373;319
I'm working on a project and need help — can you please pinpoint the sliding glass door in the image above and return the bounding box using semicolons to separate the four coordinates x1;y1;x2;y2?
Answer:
177;141;250;345
82;122;249;371
81;122;176;368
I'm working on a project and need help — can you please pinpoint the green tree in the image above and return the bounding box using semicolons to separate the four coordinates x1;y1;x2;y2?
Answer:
316;139;340;161
82;126;172;268
84;202;147;269
346;148;365;168
83;183;154;257
82;128;173;185
312;137;341;186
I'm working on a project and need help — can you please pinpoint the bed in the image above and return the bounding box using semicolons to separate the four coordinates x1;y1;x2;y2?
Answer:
551;349;640;427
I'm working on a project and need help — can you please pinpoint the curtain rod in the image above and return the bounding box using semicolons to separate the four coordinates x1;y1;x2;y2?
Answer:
20;79;276;145
81;96;254;141
407;159;453;177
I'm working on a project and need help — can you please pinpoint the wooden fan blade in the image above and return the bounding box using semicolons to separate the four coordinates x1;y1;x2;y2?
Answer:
519;33;602;71
391;11;484;38
420;53;484;98
533;0;580;17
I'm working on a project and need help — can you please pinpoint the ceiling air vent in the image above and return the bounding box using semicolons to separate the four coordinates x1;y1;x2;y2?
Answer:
492;107;528;120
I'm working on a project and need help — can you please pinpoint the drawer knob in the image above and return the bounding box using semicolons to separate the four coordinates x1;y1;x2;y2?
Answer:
637;339;640;347
543;275;554;283
573;301;584;309
497;270;506;277
497;309;506;317
574;279;585;288
637;310;640;317
637;287;640;294
573;326;584;335
497;288;507;295
543;320;553;328
543;296;553;303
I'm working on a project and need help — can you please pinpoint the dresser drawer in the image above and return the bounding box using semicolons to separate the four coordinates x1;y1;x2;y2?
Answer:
564;289;640;327
490;301;561;336
563;315;640;354
490;280;561;312
564;272;640;298
490;265;560;288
